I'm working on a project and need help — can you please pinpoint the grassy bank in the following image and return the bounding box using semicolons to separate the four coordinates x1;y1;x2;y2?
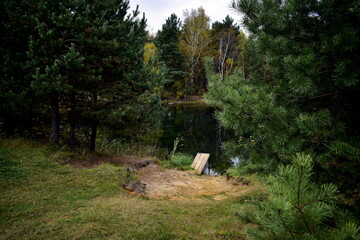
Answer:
0;138;259;240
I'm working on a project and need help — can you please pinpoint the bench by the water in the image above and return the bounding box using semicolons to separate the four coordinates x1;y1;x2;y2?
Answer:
191;153;210;174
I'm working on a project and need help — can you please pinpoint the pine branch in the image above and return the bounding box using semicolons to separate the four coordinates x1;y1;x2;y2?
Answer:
296;163;313;234
277;209;297;237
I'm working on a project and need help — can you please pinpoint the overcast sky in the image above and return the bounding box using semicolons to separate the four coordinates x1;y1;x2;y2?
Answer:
129;0;243;34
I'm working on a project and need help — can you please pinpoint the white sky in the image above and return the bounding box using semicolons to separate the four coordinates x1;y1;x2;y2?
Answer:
129;0;243;34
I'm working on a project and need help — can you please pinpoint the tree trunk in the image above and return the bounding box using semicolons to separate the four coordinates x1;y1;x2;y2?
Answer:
89;122;97;152
25;104;33;137
50;95;60;143
69;92;77;148
189;66;195;95
89;93;98;152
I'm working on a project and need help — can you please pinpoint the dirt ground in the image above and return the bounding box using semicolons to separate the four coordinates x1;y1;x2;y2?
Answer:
137;163;259;200
68;155;261;200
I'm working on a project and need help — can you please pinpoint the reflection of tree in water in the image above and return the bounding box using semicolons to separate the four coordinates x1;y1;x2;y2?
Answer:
159;104;233;174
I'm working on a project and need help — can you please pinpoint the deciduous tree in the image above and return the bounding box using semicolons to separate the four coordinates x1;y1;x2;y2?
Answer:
209;15;241;80
179;7;210;94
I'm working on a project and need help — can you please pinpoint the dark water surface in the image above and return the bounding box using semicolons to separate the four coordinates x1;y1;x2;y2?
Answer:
159;103;236;175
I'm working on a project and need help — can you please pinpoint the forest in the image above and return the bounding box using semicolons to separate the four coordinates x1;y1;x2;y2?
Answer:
1;0;360;239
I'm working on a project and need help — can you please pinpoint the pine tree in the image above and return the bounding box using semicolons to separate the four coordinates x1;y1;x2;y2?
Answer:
155;14;186;97
205;0;360;209
240;153;359;240
1;0;166;150
0;0;36;136
28;0;85;143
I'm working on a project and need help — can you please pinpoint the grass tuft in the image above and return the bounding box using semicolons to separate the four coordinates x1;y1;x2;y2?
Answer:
169;153;193;170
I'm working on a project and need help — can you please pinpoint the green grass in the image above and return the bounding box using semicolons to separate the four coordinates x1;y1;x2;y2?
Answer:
169;153;194;170
94;137;169;161
0;138;252;240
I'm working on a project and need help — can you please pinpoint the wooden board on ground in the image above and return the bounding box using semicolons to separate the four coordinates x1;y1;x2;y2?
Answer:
190;153;210;174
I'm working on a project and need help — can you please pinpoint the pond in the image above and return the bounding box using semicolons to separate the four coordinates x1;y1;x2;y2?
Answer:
159;103;237;175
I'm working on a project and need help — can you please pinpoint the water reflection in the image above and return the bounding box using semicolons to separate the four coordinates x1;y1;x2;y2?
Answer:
159;103;234;175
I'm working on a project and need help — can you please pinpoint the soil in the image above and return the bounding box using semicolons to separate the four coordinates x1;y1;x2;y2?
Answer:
137;163;259;200
68;155;261;200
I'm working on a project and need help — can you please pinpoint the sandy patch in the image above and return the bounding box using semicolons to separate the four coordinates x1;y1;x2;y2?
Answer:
136;163;258;200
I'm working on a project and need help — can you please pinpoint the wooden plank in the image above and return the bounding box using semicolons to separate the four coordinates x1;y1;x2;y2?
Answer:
194;153;204;170
191;153;201;168
193;153;202;168
196;153;210;173
191;153;201;169
190;153;210;174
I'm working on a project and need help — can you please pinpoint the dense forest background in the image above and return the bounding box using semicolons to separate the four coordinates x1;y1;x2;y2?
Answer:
1;0;360;239
0;0;246;150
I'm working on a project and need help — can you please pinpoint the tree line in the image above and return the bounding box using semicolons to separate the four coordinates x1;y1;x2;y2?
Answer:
154;8;247;98
1;0;166;150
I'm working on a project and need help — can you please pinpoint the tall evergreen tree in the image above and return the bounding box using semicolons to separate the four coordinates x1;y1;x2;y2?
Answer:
28;0;89;143
1;0;165;150
0;0;36;136
155;14;186;98
206;0;360;210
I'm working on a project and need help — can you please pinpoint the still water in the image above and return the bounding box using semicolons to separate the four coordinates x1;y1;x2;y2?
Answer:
159;103;237;175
